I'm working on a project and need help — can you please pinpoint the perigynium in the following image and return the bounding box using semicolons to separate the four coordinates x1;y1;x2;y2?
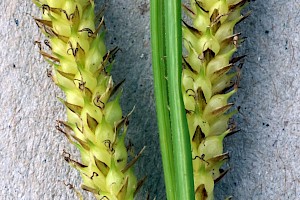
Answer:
33;0;144;199
182;0;249;199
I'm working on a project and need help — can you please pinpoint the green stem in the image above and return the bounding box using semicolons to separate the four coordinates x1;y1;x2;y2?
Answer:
164;0;195;199
150;0;175;199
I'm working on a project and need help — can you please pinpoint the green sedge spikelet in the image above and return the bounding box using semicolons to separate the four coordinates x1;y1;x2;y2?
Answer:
33;0;144;199
182;0;249;199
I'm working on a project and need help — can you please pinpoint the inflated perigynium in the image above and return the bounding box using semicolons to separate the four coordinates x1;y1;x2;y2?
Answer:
33;1;142;199
182;0;248;199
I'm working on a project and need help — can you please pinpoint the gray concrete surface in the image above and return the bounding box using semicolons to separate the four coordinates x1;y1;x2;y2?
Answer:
0;0;299;199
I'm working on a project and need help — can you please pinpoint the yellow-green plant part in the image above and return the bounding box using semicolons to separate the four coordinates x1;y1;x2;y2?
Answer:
33;0;143;199
182;0;248;199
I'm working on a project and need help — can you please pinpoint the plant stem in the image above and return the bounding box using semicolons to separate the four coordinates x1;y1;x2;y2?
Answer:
150;0;176;199
164;0;195;199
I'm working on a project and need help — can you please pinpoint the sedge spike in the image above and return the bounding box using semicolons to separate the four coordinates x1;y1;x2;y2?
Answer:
33;0;142;199
182;0;248;199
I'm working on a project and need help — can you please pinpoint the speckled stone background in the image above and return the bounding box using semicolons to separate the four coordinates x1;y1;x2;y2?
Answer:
1;0;299;199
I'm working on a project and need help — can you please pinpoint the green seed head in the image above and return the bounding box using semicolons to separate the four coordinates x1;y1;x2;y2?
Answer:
33;0;141;199
183;0;248;198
